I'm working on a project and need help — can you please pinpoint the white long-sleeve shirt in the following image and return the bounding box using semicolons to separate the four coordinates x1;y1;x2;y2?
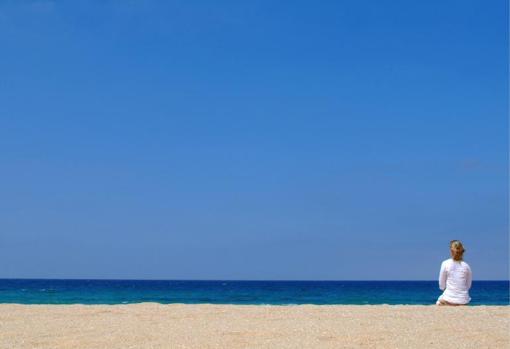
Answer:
438;258;472;304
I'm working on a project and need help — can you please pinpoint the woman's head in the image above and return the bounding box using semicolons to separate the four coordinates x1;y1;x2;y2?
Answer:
450;240;465;261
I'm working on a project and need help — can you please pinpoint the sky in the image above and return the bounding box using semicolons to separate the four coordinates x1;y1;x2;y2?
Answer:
0;0;508;280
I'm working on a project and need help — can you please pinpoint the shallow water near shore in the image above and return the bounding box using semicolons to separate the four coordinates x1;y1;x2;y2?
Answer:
1;279;508;305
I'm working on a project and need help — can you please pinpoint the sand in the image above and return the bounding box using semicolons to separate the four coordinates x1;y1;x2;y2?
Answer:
0;304;508;349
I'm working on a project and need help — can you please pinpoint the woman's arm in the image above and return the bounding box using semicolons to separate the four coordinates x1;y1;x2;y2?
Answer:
439;261;447;291
466;264;472;290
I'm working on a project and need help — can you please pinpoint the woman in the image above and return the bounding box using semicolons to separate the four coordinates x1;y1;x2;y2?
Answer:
436;240;472;305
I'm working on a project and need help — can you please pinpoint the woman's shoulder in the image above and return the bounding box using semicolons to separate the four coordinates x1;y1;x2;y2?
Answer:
460;260;471;269
442;258;453;265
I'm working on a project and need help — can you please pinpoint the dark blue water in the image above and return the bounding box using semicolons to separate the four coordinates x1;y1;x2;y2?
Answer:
0;279;508;305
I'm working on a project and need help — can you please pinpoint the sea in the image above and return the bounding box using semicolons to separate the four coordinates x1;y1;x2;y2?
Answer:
0;280;508;305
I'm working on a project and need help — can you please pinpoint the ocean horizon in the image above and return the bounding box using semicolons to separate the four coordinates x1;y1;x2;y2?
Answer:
1;279;508;305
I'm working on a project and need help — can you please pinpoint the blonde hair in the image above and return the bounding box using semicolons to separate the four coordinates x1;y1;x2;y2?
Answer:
450;240;465;261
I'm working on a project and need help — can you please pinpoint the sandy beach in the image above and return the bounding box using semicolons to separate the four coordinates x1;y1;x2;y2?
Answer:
1;304;508;349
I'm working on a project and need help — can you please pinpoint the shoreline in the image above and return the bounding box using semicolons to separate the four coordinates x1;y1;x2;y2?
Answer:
2;303;509;348
1;302;509;306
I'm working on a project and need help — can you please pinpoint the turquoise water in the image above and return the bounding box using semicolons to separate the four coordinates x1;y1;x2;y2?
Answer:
0;280;508;305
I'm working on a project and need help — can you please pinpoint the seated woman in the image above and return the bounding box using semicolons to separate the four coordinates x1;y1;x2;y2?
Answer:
436;240;472;306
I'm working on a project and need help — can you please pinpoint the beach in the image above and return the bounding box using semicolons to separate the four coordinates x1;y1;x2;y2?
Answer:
1;304;508;349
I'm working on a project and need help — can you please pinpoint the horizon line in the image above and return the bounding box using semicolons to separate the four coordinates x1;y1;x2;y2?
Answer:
1;278;509;282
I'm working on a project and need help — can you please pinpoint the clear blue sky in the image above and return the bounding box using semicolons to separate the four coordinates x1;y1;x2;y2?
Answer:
0;0;507;280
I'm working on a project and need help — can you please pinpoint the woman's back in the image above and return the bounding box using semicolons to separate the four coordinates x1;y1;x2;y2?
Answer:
437;240;472;305
439;258;472;304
